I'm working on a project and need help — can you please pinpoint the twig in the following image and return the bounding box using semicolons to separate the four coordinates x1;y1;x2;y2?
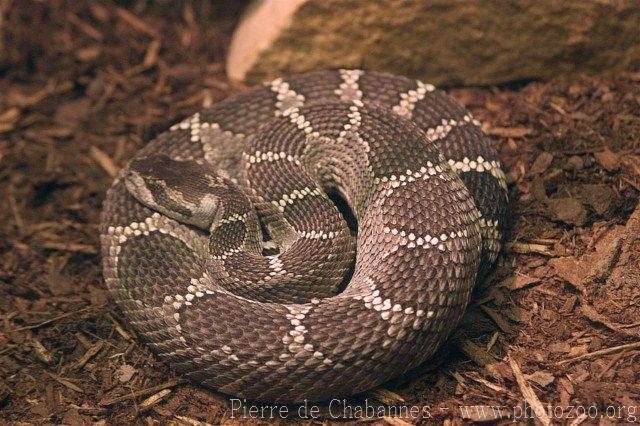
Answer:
464;372;513;397
143;38;161;68
115;7;159;38
106;313;133;341
486;331;500;351
508;353;552;426
66;12;104;41
90;146;119;178
595;350;633;380
68;404;107;413
45;372;85;393
99;378;183;406
9;80;74;108
528;237;559;245
39;241;98;254
7;188;25;236
452;370;466;386
10;306;94;332
557;341;640;365
578;303;635;335
174;415;214;426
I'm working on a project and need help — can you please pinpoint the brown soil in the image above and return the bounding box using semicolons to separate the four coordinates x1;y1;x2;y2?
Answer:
1;2;639;425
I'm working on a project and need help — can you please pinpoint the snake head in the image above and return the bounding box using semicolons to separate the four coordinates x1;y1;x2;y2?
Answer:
124;154;229;231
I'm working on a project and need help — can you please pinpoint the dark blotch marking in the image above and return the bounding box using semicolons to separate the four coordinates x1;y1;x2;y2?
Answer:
325;187;356;293
146;180;193;218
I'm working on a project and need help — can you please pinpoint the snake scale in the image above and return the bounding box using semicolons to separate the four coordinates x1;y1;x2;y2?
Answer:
100;70;508;403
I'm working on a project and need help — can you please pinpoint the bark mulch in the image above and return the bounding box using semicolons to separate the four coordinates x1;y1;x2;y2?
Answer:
1;2;638;424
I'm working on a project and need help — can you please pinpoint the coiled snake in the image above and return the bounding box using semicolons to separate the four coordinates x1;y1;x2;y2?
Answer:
100;70;508;403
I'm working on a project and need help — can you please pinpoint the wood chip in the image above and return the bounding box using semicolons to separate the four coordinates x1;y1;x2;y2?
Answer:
593;147;620;171
0;106;20;132
464;372;512;396
75;332;92;350
45;372;84;393
383;416;413;426
72;341;105;371
452;371;466;385
595;350;632;380
480;305;516;335
458;340;498;366
106;313;133;341
39;241;98;254
369;387;406;404
143;38;161;68
487;126;534;138
8;80;74;108
506;242;555;256
115;7;159;37
32;338;53;364
512;274;541;290
99;379;183;406
66;12;104;41
525;370;555;388
578;303;624;333
68;404;107;413
508;353;552;426
529;151;554;175
486;331;500;351
7;188;25;236
568;413;589;426
90;146;120;178
116;363;137;383
10;306;93;332
139;388;171;411
549;257;587;292
174;416;214;426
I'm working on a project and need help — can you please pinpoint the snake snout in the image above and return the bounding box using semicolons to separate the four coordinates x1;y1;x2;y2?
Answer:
123;167;158;209
124;154;230;230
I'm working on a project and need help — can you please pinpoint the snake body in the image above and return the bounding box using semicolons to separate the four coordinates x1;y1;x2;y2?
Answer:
100;70;508;402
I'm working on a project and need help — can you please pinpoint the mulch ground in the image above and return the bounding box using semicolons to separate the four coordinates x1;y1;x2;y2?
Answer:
1;2;639;425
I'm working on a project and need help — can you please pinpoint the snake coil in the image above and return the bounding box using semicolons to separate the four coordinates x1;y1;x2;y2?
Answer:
101;70;508;402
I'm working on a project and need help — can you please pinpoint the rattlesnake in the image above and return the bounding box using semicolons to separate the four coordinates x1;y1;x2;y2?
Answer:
100;70;508;402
